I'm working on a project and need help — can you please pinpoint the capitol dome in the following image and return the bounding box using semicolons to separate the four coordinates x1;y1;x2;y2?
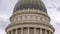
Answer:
13;0;47;13
6;0;55;34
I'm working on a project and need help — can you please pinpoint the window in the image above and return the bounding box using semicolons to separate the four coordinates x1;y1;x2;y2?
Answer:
47;30;49;34
13;29;16;34
42;29;45;34
17;28;21;34
29;27;34;34
9;31;11;34
36;28;40;34
51;32;53;34
23;28;28;34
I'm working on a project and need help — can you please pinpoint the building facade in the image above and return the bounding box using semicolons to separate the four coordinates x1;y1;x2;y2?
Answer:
6;0;55;34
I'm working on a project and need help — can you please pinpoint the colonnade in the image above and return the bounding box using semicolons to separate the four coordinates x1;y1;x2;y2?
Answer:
7;27;53;34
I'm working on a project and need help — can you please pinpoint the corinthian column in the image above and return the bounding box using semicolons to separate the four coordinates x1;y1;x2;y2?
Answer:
45;30;47;34
21;28;23;34
28;27;29;34
40;28;42;34
34;28;36;34
16;29;17;34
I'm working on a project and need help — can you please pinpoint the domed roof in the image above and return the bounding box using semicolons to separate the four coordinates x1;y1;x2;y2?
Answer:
13;0;47;13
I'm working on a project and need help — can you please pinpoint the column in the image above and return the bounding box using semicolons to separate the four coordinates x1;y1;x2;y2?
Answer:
45;30;47;34
34;28;36;34
28;27;29;34
16;29;17;34
40;28;42;34
21;28;23;34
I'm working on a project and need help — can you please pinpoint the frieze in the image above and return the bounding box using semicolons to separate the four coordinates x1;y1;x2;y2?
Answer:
11;9;50;21
10;14;50;24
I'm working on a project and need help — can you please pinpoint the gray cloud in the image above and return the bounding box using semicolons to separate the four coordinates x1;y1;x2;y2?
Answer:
0;0;18;30
0;17;9;29
57;7;60;11
0;0;18;17
56;22;60;26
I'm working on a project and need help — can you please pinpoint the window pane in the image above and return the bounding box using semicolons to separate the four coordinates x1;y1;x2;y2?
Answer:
51;32;53;34
36;28;40;34
47;30;49;34
23;28;28;34
13;29;16;34
9;31;11;34
42;29;45;34
29;28;34;34
17;28;21;34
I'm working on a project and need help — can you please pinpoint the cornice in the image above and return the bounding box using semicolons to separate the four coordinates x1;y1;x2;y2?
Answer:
6;22;55;32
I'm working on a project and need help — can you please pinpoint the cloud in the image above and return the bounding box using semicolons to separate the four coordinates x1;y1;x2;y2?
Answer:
0;28;6;34
0;0;18;29
0;0;18;18
50;21;60;34
57;7;60;11
0;0;18;34
56;23;60;26
0;16;7;34
54;23;60;34
0;17;9;29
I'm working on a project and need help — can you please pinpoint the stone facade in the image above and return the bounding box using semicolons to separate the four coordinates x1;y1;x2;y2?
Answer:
5;0;55;34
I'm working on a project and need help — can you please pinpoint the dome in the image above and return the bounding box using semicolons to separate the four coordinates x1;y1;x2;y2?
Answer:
13;0;47;13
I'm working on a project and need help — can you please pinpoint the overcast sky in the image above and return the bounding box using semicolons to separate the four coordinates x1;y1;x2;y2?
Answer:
0;0;60;34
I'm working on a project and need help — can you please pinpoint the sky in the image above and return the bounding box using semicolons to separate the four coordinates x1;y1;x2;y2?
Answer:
0;0;60;34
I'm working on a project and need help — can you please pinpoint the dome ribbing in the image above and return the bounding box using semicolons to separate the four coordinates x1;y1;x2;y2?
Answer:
13;0;47;13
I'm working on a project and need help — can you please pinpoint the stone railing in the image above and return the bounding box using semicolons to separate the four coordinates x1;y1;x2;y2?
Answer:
13;9;48;16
